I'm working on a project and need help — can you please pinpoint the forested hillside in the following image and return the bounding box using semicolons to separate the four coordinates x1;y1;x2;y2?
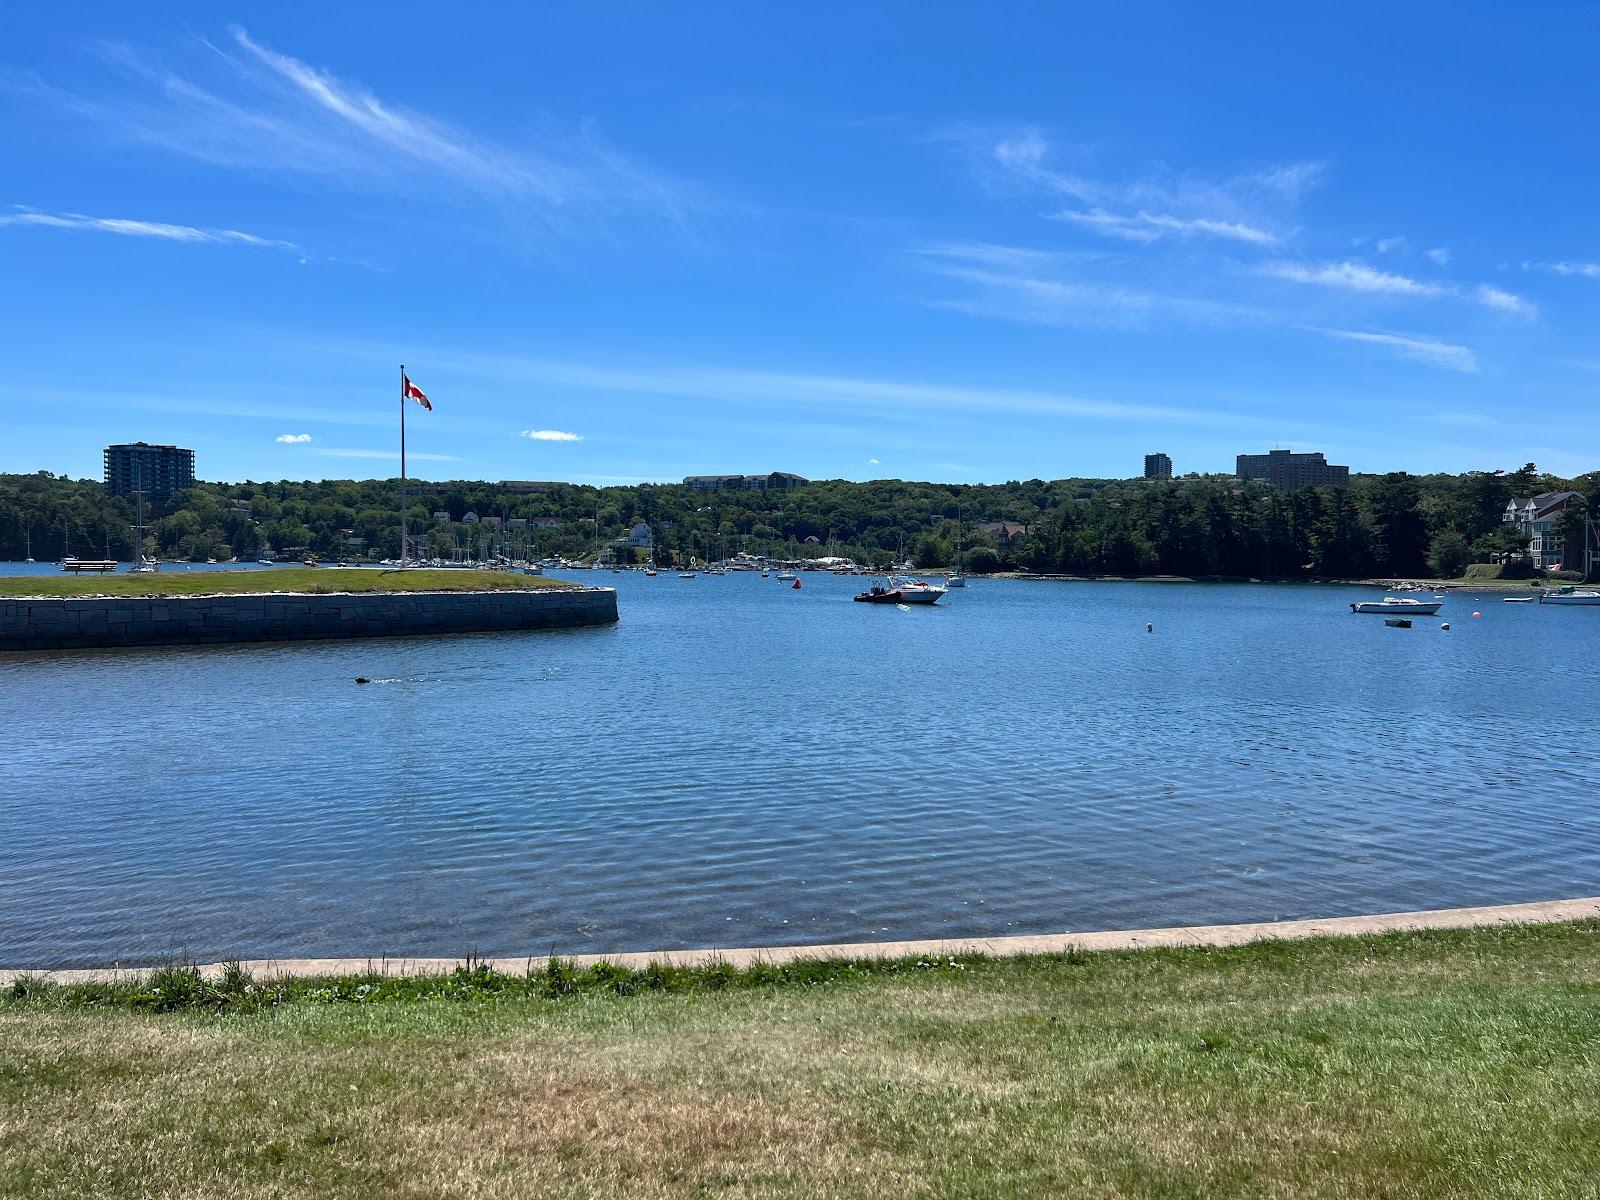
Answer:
0;463;1591;579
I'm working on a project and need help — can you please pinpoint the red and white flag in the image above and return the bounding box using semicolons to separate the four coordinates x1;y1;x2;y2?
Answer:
403;373;432;411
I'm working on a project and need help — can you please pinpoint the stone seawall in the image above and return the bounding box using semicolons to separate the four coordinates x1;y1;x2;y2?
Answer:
0;587;618;651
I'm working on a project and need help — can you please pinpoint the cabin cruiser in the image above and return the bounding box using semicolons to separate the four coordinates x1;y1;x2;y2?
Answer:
1538;587;1600;605
854;576;947;605
1350;597;1442;615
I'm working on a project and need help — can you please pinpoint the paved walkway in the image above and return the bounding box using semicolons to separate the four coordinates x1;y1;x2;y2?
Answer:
5;895;1598;987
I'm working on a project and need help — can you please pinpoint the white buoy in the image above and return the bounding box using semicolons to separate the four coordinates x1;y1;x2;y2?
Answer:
1441;622;1450;631
1146;622;1153;633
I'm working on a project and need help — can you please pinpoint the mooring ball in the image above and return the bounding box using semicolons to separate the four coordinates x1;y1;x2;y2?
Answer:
1441;623;1450;631
355;677;371;684
1472;612;1481;618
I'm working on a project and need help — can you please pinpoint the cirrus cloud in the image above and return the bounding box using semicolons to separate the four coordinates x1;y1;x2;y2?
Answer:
275;432;313;444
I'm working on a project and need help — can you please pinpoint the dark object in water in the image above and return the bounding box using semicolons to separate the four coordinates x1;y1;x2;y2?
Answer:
1383;618;1412;629
355;676;371;684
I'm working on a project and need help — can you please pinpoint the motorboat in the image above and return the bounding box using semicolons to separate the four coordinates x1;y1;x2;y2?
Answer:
854;576;947;605
1351;597;1442;615
945;572;966;588
1503;596;1534;603
1538;588;1600;606
776;571;796;581
678;571;697;579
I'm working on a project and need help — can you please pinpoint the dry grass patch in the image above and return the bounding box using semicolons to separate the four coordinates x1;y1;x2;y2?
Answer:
4;925;1600;1198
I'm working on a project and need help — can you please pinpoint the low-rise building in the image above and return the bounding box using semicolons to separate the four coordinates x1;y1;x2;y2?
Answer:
683;471;809;492
624;521;653;549
1236;449;1349;488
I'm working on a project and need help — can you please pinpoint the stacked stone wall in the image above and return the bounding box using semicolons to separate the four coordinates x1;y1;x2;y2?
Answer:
0;588;618;651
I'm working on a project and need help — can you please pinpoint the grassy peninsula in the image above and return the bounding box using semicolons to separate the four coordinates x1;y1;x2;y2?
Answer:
4;921;1598;1198
0;567;575;599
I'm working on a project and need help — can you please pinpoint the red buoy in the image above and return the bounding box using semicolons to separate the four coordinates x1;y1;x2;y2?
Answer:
792;579;802;589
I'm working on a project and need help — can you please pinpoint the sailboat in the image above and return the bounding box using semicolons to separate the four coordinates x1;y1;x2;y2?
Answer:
131;491;159;572
946;509;966;587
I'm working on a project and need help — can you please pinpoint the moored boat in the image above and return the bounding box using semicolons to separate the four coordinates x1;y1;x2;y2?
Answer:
1538;588;1600;605
1351;597;1442;615
854;576;948;605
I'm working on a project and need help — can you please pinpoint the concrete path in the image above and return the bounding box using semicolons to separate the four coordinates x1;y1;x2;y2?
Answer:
5;895;1598;987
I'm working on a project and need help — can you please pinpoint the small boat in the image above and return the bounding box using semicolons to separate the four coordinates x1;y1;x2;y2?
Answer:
1503;596;1534;604
59;558;119;574
1351;597;1442;615
1384;617;1413;628
1538;588;1600;606
761;570;770;578
258;559;274;566
678;571;697;579
791;578;802;590
644;568;657;577
776;571;796;581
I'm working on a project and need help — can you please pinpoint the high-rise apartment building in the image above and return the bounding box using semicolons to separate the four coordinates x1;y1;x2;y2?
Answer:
103;442;196;499
1143;452;1173;480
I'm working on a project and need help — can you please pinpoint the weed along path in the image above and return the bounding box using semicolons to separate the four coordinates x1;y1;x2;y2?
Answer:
5;895;1596;986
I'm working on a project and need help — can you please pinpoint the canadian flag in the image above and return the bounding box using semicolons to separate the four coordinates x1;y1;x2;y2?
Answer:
403;373;432;411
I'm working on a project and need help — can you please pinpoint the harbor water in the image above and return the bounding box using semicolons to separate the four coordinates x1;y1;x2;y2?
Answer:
2;566;1597;968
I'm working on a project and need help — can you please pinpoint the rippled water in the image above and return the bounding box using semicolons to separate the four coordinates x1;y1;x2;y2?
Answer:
2;567;1597;968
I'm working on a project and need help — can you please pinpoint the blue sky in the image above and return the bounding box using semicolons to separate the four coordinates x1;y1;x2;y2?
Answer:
3;3;1599;485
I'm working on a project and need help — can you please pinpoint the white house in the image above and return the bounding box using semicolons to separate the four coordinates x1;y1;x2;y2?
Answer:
625;521;654;549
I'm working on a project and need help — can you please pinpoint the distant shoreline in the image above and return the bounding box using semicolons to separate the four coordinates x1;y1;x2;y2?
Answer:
985;572;1570;592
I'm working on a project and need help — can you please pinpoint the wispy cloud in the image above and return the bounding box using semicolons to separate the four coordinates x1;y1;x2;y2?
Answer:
1524;259;1600;279
1260;259;1446;296
911;241;1086;273
1475;284;1536;318
912;243;1257;332
1263;259;1534;316
1052;208;1279;246
519;428;583;442
26;30;690;222
1426;247;1451;265
982;129;1317;239
274;433;313;444
1376;236;1406;254
0;206;296;249
868;457;880;465
311;448;461;461
1308;327;1478;373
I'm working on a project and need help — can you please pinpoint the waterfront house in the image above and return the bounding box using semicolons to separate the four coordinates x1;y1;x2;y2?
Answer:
1504;491;1582;570
979;521;1031;547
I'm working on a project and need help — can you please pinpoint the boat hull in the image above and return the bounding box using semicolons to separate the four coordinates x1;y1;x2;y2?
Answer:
1539;592;1600;605
1351;601;1441;615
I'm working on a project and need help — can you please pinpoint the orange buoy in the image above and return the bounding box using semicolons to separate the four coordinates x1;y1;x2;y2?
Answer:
792;579;802;589
1472;611;1481;618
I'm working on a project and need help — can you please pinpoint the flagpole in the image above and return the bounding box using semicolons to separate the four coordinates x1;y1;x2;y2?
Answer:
399;363;407;567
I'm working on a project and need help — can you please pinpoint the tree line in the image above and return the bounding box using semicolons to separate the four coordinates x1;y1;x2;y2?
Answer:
0;463;1592;579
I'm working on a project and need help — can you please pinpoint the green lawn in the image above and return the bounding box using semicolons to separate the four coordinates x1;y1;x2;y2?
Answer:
0;567;576;598
4;922;1598;1198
